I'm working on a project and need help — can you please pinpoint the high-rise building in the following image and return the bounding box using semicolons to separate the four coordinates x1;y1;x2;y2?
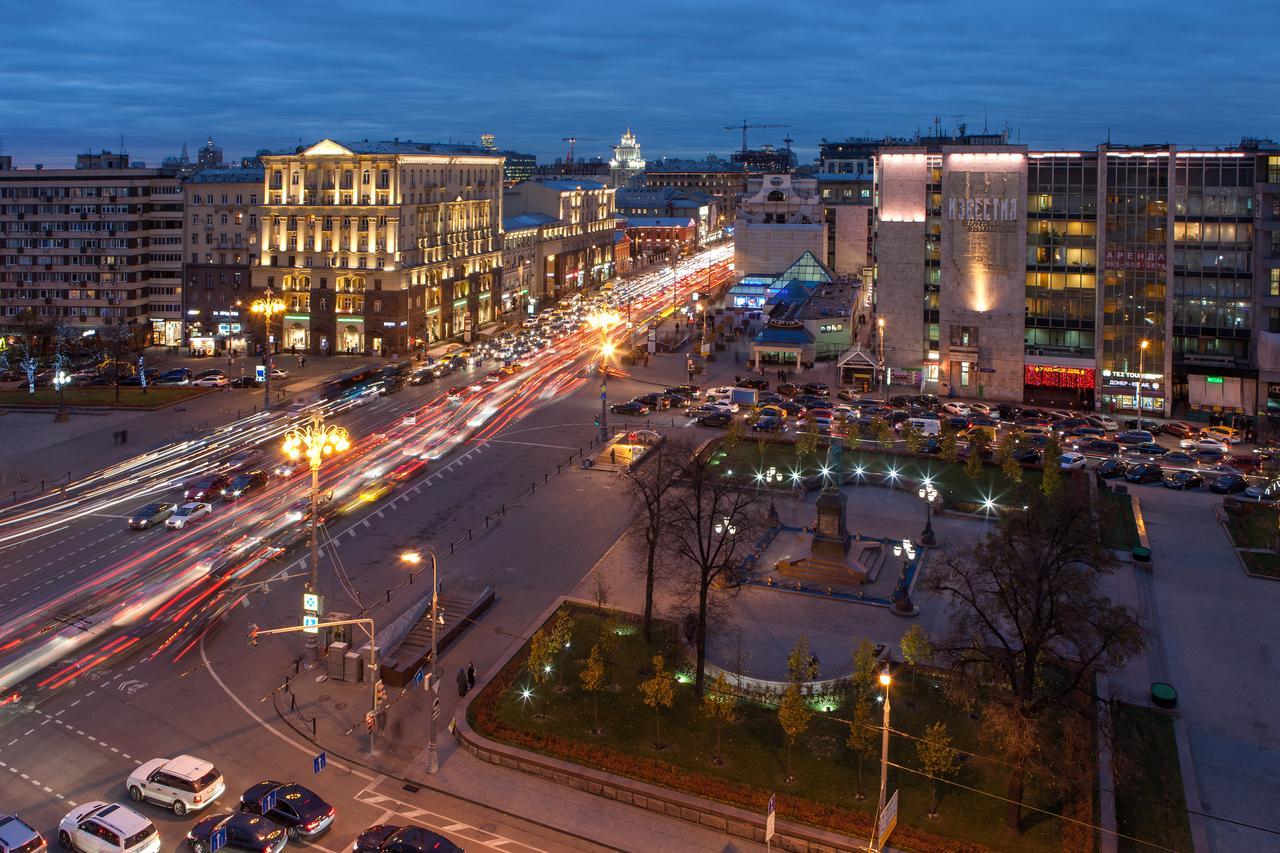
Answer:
733;174;823;279
182;167;263;354
0;151;184;344
480;134;496;153
609;128;645;186
644;158;747;227
252;138;505;353
873;139;1280;415
503;178;616;299
500;151;536;186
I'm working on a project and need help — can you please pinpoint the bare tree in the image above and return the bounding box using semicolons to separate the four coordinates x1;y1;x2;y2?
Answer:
106;323;150;402
925;485;1144;832
665;447;760;696
622;442;685;643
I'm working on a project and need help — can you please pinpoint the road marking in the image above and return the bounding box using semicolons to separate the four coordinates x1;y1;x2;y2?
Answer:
477;438;579;451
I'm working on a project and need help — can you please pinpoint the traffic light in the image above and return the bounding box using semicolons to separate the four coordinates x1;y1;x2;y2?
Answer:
374;679;387;707
594;415;600;427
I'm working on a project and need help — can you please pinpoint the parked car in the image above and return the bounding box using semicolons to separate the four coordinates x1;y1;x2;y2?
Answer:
229;376;261;389
1124;462;1163;484
1160;421;1196;438
127;503;176;530
237;782;334;841
222;470;269;501
1086;414;1119;431
1012;448;1043;465
1202;425;1242;444
166;502;212;529
353;825;461;853
697;412;733;428
156;368;193;386
1115;430;1155;445
738;377;769;391
0;815;45;853
1180;437;1230;454
610;401;648;416
1124;442;1166;458
751;415;785;433
1163;470;1204;490
127;756;224;816
1123;417;1163;434
801;382;830;397
1158;451;1198;468
1076;439;1121;456
1094;458;1130;479
941;401;970;416
913;394;941;409
996;403;1023;420
186;813;285;853
1244;480;1280;501
1059;452;1087;470
58;803;159;853
1210;473;1249;494
184;475;231;501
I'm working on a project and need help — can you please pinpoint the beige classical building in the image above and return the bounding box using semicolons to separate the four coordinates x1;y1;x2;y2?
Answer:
252;139;504;354
182;167;262;354
503;178;616;304
733;174;824;278
0;151;184;345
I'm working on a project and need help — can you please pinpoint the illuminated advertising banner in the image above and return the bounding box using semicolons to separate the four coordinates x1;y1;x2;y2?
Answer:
1024;364;1096;389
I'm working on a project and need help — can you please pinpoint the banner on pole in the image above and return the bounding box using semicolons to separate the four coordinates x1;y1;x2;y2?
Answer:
765;794;776;842
877;789;899;850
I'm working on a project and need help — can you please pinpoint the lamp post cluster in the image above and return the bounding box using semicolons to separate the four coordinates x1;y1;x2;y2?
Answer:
251;288;286;411
53;369;71;422
916;480;938;546
590;310;620;442
281;411;351;660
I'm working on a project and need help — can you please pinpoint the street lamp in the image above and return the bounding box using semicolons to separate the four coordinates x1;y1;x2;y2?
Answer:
251;288;286;411
713;515;738;536
282;411;351;661
870;664;893;853
876;316;886;395
916;480;938;547
1136;338;1150;422
53;369;70;423
590;310;620;442
401;549;441;774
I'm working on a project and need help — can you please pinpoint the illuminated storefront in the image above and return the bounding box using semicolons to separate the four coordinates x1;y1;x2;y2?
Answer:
1023;363;1096;408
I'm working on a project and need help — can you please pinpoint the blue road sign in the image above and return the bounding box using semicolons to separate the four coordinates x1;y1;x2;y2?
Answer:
413;668;425;687
313;751;327;774
600;391;606;401
261;789;278;813
255;364;266;382
210;827;227;853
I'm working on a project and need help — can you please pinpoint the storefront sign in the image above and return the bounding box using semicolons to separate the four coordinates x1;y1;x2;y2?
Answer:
1024;364;1095;389
1206;376;1224;384
1104;249;1166;272
1103;375;1161;392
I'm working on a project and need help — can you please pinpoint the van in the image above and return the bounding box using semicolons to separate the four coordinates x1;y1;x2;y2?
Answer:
907;417;941;436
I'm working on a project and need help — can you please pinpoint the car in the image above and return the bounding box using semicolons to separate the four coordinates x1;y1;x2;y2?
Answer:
775;383;801;397
0;815;45;853
184;474;231;501
968;415;1000;428
913;394;941;409
889;395;916;408
353;824;462;853
1123;442;1166;458
665;384;700;396
1095;458;1130;480
224;449;264;471
222;470;268;501
996;403;1023;420
156;368;193;386
752;415;785;433
801;382;830;397
1086;415;1119;431
1065;425;1105;439
941;401;970;416
166;502;212;529
127;755;224;816
186;813;286;853
192;371;228;388
58;803;159;853
1226;453;1263;473
1020;425;1053;439
238;782;334;841
127;502;175;530
1123;417;1163;434
738;377;769;391
1059;452;1087;470
285;492;333;524
1244;480;1280;501
1180;437;1229;454
1056;418;1091;433
269;368;289;380
1115;430;1155;445
229;376;261;388
1012;447;1043;466
1157;451;1198;468
1077;439;1121;456
697;412;733;428
968;402;995;417
1124;463;1163;484
1202;425;1242;444
339;478;394;513
634;393;672;410
1210;473;1249;494
610;401;649;416
1160;420;1196;438
1164;470;1204;490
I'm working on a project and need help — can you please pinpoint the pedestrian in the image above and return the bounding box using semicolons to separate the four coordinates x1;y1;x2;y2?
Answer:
112;430;120;446
456;667;468;697
467;662;475;689
610;447;617;464
297;355;303;368
121;429;128;444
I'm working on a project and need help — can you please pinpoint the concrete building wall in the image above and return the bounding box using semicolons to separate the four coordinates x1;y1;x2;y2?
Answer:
832;204;872;277
874;151;929;378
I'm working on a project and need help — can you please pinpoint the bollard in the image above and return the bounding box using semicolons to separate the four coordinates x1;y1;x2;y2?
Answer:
386;590;391;603
500;503;505;515
450;542;455;555
544;472;549;483
409;573;414;586
468;528;473;540
311;718;317;736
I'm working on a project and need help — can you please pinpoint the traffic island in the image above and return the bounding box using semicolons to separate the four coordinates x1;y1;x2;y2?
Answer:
0;386;213;410
461;601;1078;853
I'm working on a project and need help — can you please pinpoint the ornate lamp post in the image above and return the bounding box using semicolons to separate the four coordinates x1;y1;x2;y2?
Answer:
251;288;286;411
916;480;939;546
869;665;894;852
400;550;441;773
53;369;71;422
1137;338;1150;420
282;412;351;661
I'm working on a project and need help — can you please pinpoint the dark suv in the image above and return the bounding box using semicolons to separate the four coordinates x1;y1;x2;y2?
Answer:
222;470;268;500
184;474;231;501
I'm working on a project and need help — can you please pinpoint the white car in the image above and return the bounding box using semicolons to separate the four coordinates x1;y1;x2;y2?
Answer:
1059;452;1087;470
166;502;212;529
1179;437;1229;454
941;401;970;416
127;756;224;816
0;815;45;853
192;375;228;388
269;368;289;380
1088;415;1119;431
968;402;996;418
58;803;159;853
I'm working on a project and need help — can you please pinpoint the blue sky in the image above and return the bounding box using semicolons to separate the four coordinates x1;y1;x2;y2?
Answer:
2;0;1276;168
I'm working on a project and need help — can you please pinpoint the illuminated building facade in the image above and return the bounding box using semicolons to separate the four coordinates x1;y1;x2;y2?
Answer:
643;159;747;227
253;139;503;353
874;140;1279;415
182;167;262;355
503;179;616;300
734;174;823;280
609;128;645;186
0;152;184;345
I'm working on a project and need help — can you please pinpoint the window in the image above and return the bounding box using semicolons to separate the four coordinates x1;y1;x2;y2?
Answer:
362;170;371;185
1271;269;1280;297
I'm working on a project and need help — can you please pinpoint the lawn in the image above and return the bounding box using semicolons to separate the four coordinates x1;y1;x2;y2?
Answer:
1097;488;1141;550
471;605;1081;853
1223;506;1277;549
1112;703;1193;852
714;437;1043;512
1241;552;1280;579
0;386;208;409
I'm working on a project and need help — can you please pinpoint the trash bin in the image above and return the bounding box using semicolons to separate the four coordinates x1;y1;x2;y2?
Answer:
1151;681;1178;709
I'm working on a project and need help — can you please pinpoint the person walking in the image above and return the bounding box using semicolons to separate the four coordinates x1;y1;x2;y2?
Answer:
456;667;468;697
467;662;476;689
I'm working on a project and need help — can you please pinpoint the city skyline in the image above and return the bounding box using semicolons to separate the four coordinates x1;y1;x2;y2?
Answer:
3;0;1276;168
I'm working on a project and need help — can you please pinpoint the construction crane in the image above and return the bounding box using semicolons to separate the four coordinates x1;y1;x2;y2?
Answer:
724;120;790;154
562;137;577;166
